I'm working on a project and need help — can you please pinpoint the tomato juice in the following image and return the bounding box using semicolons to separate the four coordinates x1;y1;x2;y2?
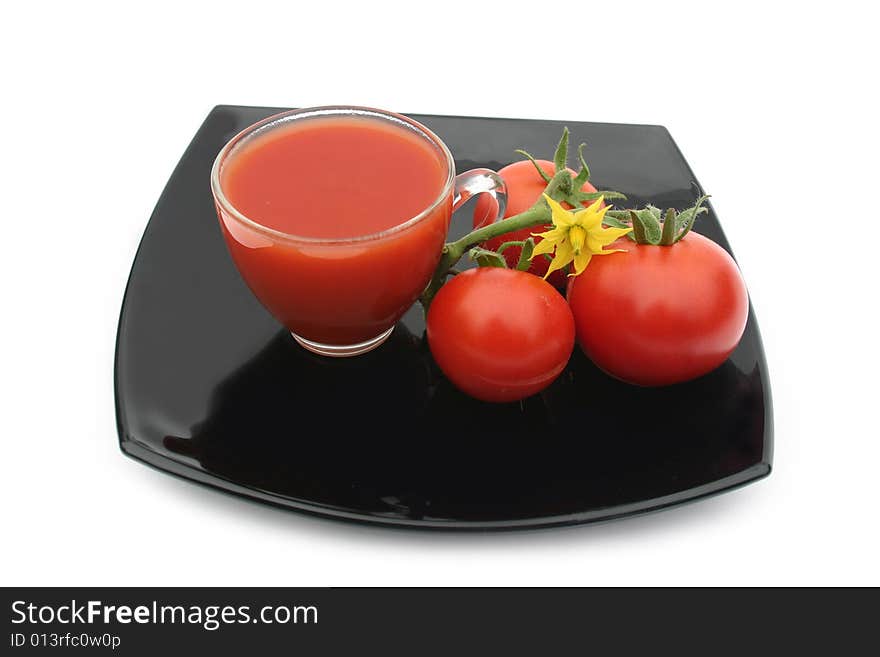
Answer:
213;111;453;347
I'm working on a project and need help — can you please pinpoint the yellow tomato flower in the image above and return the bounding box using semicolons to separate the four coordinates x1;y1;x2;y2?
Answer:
530;194;633;277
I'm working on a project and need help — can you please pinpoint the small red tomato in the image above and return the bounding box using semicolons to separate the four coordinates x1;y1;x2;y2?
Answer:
427;268;575;402
473;159;600;287
567;232;749;386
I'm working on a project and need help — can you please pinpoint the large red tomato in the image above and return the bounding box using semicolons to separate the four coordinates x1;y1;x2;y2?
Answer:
473;159;599;287
426;267;575;402
566;232;749;386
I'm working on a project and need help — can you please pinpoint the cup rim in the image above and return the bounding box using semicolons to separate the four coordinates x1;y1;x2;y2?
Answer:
210;105;456;245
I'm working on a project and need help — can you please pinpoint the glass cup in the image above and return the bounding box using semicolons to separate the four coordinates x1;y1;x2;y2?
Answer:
211;106;506;357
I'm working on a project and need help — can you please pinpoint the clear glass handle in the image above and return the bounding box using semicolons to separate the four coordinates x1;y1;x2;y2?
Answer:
452;168;507;221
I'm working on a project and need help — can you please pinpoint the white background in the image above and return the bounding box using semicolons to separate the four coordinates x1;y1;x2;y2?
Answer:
2;1;877;586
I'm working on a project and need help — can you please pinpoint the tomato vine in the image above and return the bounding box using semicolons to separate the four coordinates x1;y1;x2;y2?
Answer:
418;128;625;308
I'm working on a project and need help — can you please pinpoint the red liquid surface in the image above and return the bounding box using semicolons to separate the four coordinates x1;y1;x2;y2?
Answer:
216;116;452;345
223;117;447;239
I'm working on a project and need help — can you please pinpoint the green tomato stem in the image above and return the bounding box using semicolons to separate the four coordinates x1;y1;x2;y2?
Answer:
419;172;566;310
495;240;526;254
448;203;548;256
419;204;548;309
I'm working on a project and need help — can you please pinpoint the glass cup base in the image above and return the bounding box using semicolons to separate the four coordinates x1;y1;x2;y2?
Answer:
291;326;395;357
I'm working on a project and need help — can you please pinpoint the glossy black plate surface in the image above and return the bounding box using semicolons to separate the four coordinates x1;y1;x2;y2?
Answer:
115;105;772;530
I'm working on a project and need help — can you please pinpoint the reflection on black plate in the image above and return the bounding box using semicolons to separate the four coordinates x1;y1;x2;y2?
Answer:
115;106;772;529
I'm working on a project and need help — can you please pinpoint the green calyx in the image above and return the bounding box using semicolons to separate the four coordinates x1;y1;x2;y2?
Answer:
468;247;507;268
604;195;710;246
471;238;537;271
516;128;628;208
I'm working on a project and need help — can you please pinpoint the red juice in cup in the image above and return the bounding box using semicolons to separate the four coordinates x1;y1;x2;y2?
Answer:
211;107;506;357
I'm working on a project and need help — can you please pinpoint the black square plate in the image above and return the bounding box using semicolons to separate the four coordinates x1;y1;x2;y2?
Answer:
115;105;772;530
